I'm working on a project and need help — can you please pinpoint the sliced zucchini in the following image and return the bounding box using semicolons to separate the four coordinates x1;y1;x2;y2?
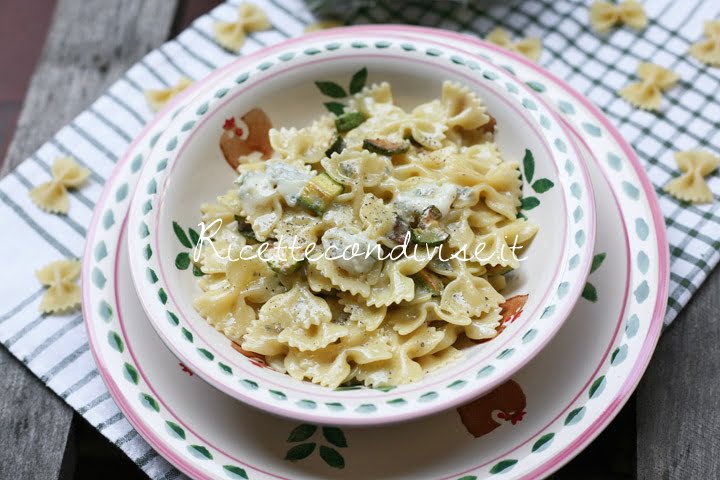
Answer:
234;215;258;242
413;269;444;296
335;111;366;132
297;173;344;215
325;134;345;157
362;138;410;156
411;227;449;246
411;205;449;246
263;245;305;275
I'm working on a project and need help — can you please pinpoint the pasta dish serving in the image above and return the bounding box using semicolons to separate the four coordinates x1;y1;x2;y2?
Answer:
192;80;538;388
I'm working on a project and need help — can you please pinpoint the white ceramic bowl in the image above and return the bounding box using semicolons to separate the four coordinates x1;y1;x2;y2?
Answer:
127;31;596;426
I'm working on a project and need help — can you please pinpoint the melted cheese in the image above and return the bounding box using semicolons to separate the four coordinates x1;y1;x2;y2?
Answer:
322;227;380;274
394;182;459;217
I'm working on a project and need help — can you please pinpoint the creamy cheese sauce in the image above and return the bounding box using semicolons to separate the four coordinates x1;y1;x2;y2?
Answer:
236;162;314;213
265;161;314;206
394;182;459;217
235;171;276;216
322;227;380;275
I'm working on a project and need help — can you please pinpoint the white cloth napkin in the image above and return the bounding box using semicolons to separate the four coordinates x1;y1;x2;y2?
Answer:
0;1;718;477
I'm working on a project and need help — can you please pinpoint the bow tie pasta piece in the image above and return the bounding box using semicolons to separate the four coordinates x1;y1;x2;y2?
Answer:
269;115;336;164
690;20;720;67
272;210;324;252
354;326;447;386
195;220;254;274
29;156;90;214
464;307;503;340
590;0;648;34
663;150;720;204
36;259;81;313
338;293;387;332
306;263;335;294
474;218;539;269
486;27;542;62
200;189;243;225
312;246;383;298
385;301;437;336
242;283;344;355
226;254;284;303
439;272;505;325
359;193;396;238
213;2;271;52
346;82;395;117
399;114;448;150
366;253;434;308
452;161;523;221
321;149;391;188
284;325;395;388
193;278;257;342
144;77;192;112
441;81;491;130
620;63;679;111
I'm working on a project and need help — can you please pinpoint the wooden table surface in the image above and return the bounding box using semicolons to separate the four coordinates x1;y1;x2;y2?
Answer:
1;1;718;479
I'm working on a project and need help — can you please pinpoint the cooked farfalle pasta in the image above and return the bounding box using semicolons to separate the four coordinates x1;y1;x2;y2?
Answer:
193;81;538;388
36;259;81;313
145;77;192;112
589;0;647;34
619;63;679;111
485;27;542;62
213;2;271;52
689;20;720;67
29;156;90;214
663;150;719;204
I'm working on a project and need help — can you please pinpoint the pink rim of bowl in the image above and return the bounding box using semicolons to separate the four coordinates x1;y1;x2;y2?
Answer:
125;30;596;426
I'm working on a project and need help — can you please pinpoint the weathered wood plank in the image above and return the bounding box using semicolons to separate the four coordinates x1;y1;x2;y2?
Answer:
0;1;179;478
637;265;720;479
1;0;179;175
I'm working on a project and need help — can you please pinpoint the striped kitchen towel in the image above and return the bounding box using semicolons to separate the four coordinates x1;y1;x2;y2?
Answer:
0;0;718;477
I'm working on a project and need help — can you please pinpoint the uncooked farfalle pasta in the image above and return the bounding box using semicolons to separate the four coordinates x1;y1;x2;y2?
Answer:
213;2;271;53
36;259;82;313
619;62;679;111
664;150;720;204
589;0;647;34
485;27;543;62
689;20;720;67
145;77;193;113
193;81;538;388
29;156;90;214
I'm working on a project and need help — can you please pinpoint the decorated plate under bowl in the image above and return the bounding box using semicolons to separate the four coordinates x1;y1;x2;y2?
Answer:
125;32;596;425
83;28;666;479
